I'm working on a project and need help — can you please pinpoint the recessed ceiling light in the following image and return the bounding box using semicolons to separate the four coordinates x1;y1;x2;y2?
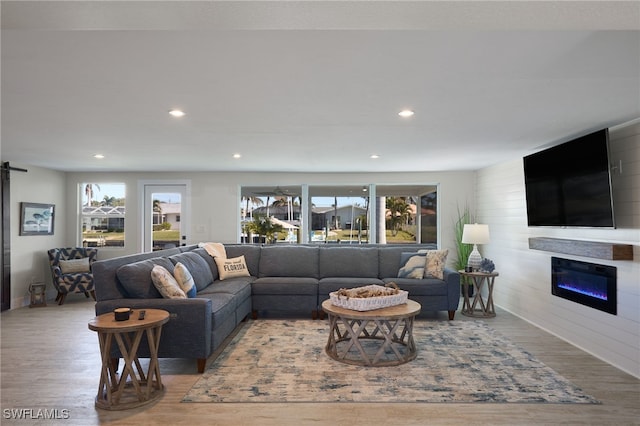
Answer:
398;109;414;118
233;153;242;159
94;154;105;159
370;154;380;159
169;109;185;117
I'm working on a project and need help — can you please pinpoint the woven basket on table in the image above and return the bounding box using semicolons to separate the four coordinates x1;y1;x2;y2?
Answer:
329;284;408;311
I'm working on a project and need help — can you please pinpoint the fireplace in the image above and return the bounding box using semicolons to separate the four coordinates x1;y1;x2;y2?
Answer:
551;257;617;315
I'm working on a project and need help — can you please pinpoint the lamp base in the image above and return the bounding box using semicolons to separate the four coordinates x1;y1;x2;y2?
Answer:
467;245;482;271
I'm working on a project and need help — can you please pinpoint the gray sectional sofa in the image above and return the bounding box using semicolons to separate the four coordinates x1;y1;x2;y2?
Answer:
93;243;460;373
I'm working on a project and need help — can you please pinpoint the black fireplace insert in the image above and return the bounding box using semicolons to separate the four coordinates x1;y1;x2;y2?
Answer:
551;257;617;315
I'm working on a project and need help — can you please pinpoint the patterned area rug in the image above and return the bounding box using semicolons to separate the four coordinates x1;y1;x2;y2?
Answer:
182;319;599;403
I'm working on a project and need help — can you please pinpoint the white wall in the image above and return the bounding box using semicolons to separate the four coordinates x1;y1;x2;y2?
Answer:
476;120;640;378
64;171;476;261
8;163;67;308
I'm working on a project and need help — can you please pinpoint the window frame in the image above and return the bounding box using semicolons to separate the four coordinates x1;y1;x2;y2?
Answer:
241;183;438;245
79;182;126;248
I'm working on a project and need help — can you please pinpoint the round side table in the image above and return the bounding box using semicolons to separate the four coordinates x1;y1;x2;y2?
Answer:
88;309;169;410
459;270;499;318
321;299;421;366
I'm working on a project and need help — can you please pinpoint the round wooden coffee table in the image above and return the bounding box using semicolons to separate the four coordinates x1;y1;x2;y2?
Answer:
88;309;169;410
321;299;421;367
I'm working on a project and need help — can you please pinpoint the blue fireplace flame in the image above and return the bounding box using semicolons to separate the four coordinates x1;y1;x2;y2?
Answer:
556;269;608;301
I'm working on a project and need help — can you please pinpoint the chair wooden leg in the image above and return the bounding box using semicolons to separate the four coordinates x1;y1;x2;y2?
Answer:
84;292;90;298
89;290;96;301
197;358;206;373
57;292;67;305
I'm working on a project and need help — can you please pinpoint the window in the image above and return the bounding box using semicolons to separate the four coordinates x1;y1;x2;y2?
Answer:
377;185;437;246
309;194;369;243
80;183;126;247
241;184;437;246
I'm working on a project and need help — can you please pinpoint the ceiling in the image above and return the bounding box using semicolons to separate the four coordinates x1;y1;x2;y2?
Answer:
1;1;639;173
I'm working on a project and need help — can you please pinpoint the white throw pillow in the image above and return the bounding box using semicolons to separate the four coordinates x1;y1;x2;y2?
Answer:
214;255;250;280
151;265;186;299
173;262;197;298
59;258;90;274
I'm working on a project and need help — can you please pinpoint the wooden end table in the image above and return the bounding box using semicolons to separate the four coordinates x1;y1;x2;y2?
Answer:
88;309;169;410
459;270;499;317
321;299;421;367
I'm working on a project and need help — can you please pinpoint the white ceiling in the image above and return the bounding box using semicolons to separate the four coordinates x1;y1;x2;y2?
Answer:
2;1;639;173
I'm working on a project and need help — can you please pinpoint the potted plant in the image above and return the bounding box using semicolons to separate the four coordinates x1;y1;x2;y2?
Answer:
453;204;474;296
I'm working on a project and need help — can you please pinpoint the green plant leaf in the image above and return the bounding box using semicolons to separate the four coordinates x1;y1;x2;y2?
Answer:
453;203;474;271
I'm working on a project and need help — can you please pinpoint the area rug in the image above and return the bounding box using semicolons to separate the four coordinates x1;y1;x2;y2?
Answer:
182;319;599;404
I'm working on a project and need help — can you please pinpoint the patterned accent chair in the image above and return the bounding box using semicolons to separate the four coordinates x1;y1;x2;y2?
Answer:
47;247;98;305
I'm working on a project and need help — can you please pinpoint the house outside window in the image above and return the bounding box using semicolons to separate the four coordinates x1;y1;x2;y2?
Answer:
241;184;437;245
81;183;126;247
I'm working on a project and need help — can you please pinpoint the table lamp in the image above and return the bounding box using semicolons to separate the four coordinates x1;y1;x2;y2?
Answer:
462;223;490;271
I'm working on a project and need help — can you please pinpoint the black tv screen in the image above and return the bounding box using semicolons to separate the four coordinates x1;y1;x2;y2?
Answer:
523;128;615;228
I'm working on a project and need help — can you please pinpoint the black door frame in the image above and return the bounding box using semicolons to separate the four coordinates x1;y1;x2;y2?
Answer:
1;162;28;311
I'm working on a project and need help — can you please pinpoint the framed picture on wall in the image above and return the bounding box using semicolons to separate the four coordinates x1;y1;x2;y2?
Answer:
20;202;55;236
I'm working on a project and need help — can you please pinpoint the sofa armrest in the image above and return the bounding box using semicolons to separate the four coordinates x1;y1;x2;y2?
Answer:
95;297;213;359
443;268;461;310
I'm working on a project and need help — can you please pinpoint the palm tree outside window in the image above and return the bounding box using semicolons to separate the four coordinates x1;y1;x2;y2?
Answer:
80;183;126;247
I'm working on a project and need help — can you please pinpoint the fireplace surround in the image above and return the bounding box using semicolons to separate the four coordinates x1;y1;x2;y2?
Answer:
551;257;617;315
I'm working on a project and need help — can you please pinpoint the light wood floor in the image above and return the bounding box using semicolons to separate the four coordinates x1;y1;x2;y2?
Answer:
1;297;638;426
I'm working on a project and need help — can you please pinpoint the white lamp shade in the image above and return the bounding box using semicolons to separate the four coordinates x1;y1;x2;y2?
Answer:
461;224;490;245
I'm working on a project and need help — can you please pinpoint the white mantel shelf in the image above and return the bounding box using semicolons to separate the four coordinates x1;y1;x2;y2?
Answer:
528;237;634;261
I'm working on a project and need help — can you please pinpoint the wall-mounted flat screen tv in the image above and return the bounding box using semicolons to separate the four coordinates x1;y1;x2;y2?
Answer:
523;128;615;228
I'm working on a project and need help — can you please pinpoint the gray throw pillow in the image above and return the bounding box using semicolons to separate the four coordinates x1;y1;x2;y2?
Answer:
116;257;174;298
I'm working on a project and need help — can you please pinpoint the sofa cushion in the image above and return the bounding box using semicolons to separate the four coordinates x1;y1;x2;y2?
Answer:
215;255;250;280
252;277;318;295
319;247;378;278
169;251;214;291
258;245;319;278
192;248;220;281
197;277;253;300
116;257;175;298
319;277;385;295
383;277;448;296
425;249;449;280
226;245;261;276
151;265;186;299
397;252;427;279
173;262;197;298
198;292;236;330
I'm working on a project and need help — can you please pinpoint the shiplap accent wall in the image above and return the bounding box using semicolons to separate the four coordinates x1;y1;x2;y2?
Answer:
476;119;640;378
